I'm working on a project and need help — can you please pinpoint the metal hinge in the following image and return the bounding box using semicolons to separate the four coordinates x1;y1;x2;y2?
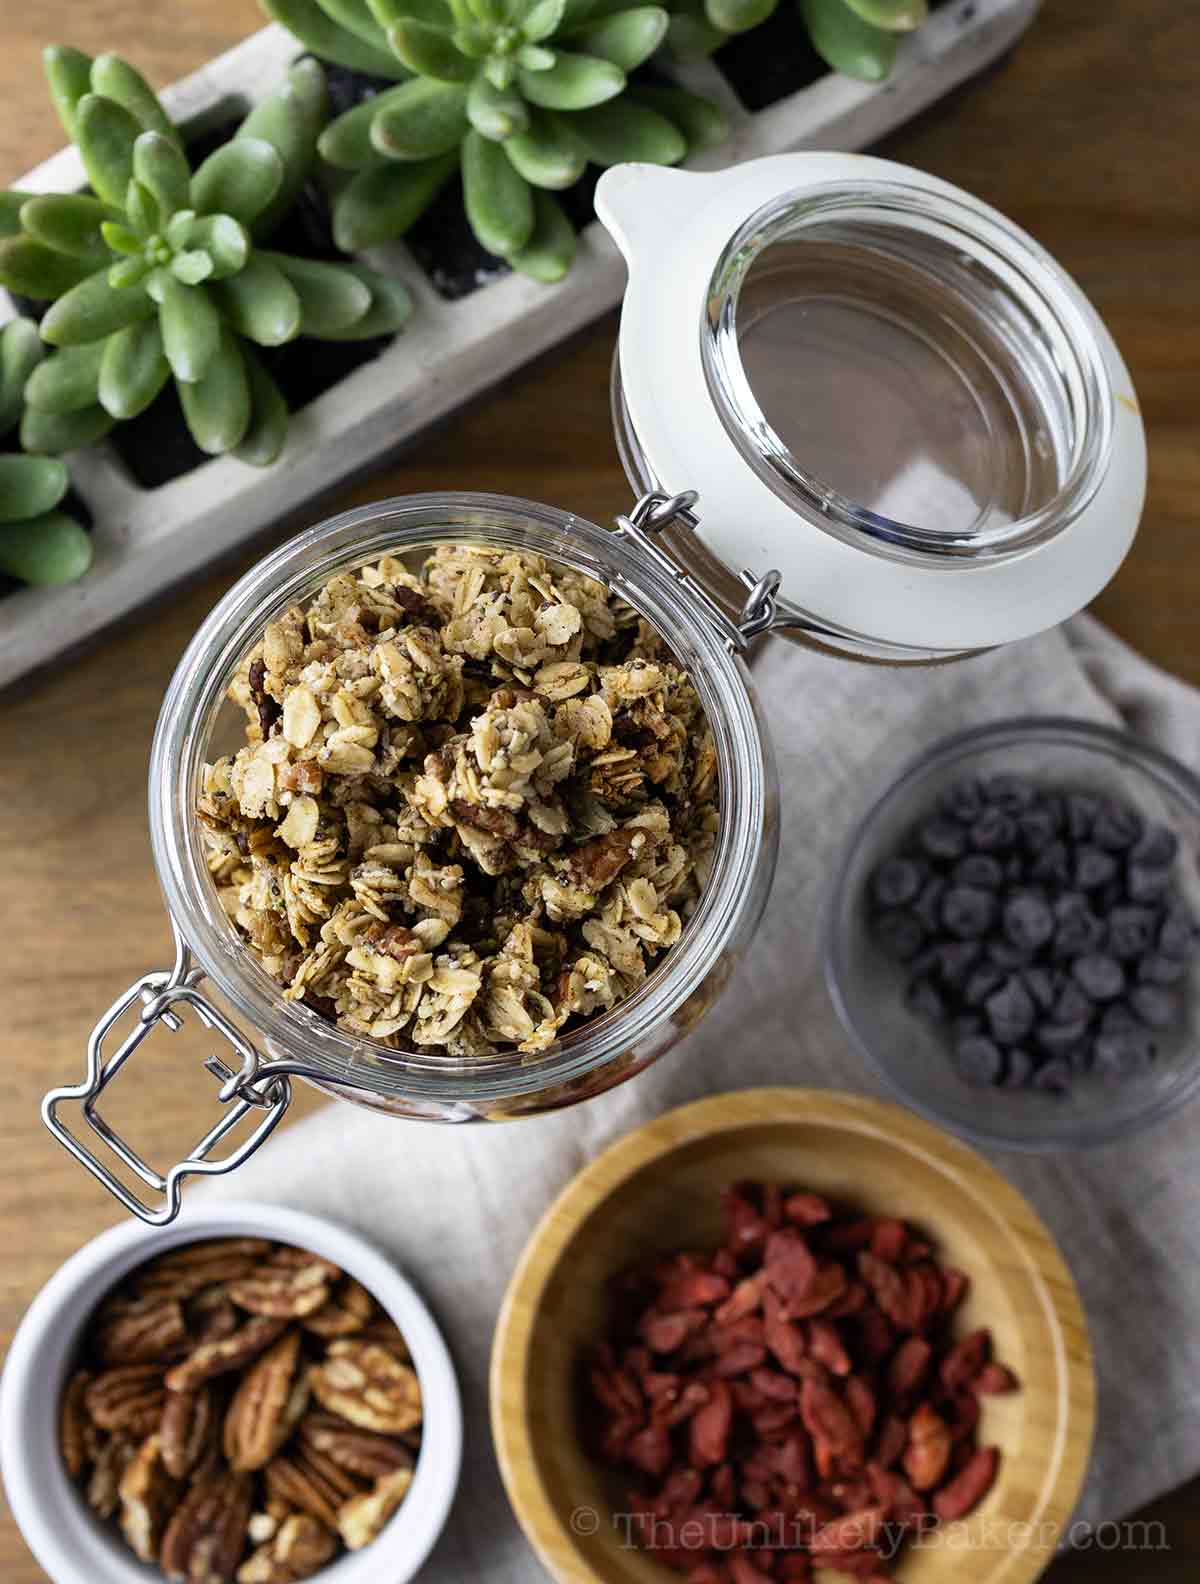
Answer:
614;490;781;655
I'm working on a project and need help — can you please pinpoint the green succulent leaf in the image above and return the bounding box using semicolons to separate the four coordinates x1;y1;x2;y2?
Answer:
1;190;40;239
0;241;101;304
503;111;586;189
178;327;251;454
23;343;106;415
626;82;728;149
484;56;518;91
664;2;725;57
208;254;302;347
100;220;141;255
799;0;897;78
236;58;331;236
310;262;411;339
185;215;251;278
17;195;110;267
516;44;556;71
260;0;408;77
76;92;142;208
0;454;70;523
842;0;927;29
0;511;93;586
234;345;290;467
462;127;535;257
518;52;624;109
370;79;470;159
43;46;94;142
0;319;46;436
157;274;221;382
367;0;453;25
318;0;395;51
109;255;151;289
387;19;475;81
260;251;373;336
510;189;575;282
20;402;114;454
573;6;667;69
330;154;458;251
133;130;192;222
90;53;179;143
191;137;284;229
318;84;421;169
98;317;170;419
467;73;530;141
705;0;775;32
124;180;160;238
164;209;198;252
40;267;156;346
171;249;214;285
523;0;569;41
566;99;685;165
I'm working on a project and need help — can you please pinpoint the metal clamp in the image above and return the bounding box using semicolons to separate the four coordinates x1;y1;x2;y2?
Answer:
42;921;295;1225
614;490;782;654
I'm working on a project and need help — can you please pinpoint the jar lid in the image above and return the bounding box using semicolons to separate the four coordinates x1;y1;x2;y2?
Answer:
595;154;1146;655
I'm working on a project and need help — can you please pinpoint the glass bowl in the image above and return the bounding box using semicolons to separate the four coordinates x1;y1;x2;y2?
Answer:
826;717;1200;1151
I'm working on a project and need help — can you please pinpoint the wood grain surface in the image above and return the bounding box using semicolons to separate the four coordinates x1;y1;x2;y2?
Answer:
0;1;1196;1579
492;1090;1096;1584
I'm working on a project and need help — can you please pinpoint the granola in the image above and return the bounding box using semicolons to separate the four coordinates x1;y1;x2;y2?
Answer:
198;546;720;1056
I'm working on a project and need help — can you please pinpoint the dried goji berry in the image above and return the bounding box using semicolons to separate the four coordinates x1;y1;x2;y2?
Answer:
939;1268;970;1313
857;1307;895;1362
750;1367;797;1403
931;1445;999;1520
939;1329;990;1391
660;1269;734;1311
973;1362;1019;1395
764;1290;810;1376
807;1319;852;1376
716;1273;768;1325
690;1378;734;1467
784;1261;849;1320
764;1230;818;1308
886;1337;932;1401
901;1403;951;1491
714;1343;770;1378
873;1413;908;1470
723;1185;772;1254
785;1193;833;1227
643;1310;710;1354
869;1219;908;1263
810;1508;887;1556
800;1379;864;1468
857;1254;910;1330
628;1420;673;1476
845;1374;877;1439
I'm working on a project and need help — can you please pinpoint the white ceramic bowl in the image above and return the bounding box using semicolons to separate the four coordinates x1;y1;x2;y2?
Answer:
0;1201;462;1584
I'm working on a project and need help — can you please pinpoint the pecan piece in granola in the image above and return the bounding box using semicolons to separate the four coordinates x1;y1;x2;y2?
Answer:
336;1466;414;1550
249;658;282;739
298;1413;415;1481
60;1369;94;1478
118;1435;182;1563
237;1513;337;1584
228;1262;332;1320
224;1330;309;1472
160;1384;218;1481
308;1341;422;1435
567;827;640;890
96;1296;188;1364
165;1317;287;1393
86;1365;167;1436
302;1278;375;1340
160;1469;253;1584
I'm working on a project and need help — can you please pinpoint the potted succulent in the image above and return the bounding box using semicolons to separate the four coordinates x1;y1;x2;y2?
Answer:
669;0;929;80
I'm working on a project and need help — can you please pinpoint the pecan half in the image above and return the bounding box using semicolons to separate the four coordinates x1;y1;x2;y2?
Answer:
309;1341;422;1436
160;1470;253;1584
189;1288;241;1347
298;1413;414;1481
161;1384;218;1481
166;1317;287;1393
86;1365;167;1436
97;1296;188;1364
266;1248;342;1282
224;1331;309;1472
228;1264;332;1320
118;1435;182;1563
60;1369;94;1478
302;1279;375;1340
263;1448;359;1530
336;1467;414;1550
86;1434;135;1519
237;1514;337;1584
135;1241;273;1301
355;1317;411;1361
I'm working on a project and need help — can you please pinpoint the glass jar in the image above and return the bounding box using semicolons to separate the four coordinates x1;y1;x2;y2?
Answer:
45;152;1146;1222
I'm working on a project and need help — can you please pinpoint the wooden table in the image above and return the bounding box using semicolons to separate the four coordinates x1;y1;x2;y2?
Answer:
0;1;1196;1578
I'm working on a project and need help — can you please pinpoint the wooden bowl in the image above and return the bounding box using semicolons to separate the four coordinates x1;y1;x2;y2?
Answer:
491;1088;1094;1584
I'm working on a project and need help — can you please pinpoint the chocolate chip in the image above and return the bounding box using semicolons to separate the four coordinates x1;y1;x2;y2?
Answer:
1053;902;1105;959
1037;1019;1090;1055
985;775;1037;812
906;979;947;1021
1127;864;1171;904
964;966;1005;1008
988;940;1035;970
1029;841;1071;886
917;819;967;863
1091;801;1143;851
1003;1048;1036;1087
1093;1031;1157;1077
985;977;1036;1044
938;941;982;987
1052;981;1092;1026
1021;966;1056;1012
954;854;1004;890
1130;984;1180;1030
1101;1002;1138;1034
1017;807;1059;851
873;913;926;962
1160;906;1200;960
969;808;1016;853
1131;824;1179;867
1066;793;1100;842
1107;905;1158;960
942;886;997;939
1074;846;1118;891
1003;892;1054;952
913;877;947;934
1071;953;1125;1002
941;778;986;823
872;857;924;908
1033;1057;1072;1094
1137;953;1187;986
953;1035;1004;1086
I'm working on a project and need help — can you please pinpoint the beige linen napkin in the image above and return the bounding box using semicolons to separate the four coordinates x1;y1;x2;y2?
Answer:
198;613;1200;1577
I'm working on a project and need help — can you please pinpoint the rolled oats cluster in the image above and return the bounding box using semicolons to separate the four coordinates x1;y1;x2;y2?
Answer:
198;545;719;1055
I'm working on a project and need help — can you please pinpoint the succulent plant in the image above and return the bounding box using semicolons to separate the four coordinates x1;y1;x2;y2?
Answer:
0;50;411;466
668;0;927;80
262;0;728;277
0;319;92;586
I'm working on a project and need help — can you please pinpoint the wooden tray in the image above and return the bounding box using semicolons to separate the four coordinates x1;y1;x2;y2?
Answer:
491;1087;1094;1584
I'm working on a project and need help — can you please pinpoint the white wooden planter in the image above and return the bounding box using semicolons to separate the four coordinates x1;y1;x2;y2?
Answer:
0;0;1039;689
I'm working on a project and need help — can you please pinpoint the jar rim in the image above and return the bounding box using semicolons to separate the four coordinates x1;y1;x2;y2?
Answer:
701;180;1115;564
149;492;773;1107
